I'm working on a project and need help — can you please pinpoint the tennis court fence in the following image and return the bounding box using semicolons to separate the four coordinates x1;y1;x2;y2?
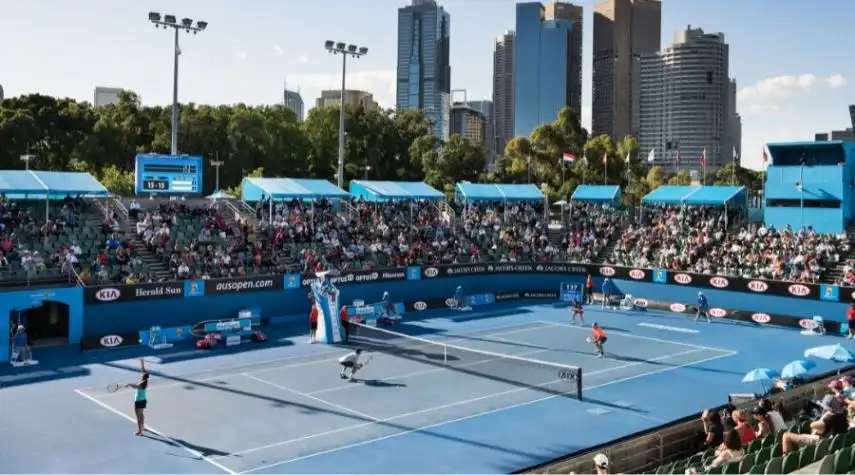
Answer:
348;322;583;400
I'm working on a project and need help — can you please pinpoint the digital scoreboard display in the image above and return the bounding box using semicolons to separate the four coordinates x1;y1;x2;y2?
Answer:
134;154;203;195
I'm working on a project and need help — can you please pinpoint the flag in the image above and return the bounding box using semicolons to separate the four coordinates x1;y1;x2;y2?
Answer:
176;44;182;56
732;147;738;166
603;152;608;164
562;153;576;164
647;149;655;164
675;150;682;166
625;151;631;164
762;145;769;164
582;153;587;165
700;149;707;168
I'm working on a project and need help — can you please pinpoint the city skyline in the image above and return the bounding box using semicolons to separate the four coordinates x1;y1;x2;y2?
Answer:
0;0;852;171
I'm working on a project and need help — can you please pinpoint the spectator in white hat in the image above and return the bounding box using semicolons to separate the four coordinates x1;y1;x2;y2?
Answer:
593;453;609;474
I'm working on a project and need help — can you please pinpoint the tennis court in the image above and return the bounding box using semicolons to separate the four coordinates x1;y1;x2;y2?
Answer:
2;301;846;473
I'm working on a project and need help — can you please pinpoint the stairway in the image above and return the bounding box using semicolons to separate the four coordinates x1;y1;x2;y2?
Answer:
547;226;565;247
592;219;630;264
819;222;855;284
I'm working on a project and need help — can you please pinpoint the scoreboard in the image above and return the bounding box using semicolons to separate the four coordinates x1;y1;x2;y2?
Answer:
134;154;203;195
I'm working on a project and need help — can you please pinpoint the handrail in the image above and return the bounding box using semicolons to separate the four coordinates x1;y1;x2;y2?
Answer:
111;197;129;219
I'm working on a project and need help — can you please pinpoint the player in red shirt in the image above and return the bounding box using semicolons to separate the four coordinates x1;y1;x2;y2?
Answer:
847;303;855;339
309;304;319;344
340;305;350;344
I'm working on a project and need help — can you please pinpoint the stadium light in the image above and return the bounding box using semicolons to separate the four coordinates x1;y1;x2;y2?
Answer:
148;12;209;156
210;160;224;191
324;40;369;189
20;154;36;171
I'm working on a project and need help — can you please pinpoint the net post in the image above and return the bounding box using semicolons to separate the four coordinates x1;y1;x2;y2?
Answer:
443;345;448;364
576;367;583;400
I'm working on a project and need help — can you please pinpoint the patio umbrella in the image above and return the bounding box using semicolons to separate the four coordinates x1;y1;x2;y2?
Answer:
206;190;234;200
742;368;780;383
781;359;816;379
804;344;855;363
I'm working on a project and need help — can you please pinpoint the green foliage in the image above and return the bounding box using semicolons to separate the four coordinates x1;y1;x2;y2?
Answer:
0;94;763;201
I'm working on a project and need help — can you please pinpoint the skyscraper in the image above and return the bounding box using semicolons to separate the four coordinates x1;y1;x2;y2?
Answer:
0;84;4;101
94;87;124;107
492;31;515;156
396;0;452;140
849;104;855;129
284;89;304;121
638;26;732;171
592;0;661;141
315;90;378;110
513;2;583;139
468;100;494;154
451;103;487;145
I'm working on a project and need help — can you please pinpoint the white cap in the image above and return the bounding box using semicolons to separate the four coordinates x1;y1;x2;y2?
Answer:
698;291;703;295
594;453;609;468
17;325;25;332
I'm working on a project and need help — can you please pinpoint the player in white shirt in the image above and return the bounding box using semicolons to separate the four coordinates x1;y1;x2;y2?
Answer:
339;349;367;380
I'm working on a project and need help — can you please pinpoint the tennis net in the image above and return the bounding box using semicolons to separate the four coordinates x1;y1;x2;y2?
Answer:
349;322;583;400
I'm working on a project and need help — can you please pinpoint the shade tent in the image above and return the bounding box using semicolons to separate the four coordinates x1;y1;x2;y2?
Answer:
349;180;444;202
454;183;544;202
571;185;621;203
241;178;349;202
641;185;747;206
0;170;109;221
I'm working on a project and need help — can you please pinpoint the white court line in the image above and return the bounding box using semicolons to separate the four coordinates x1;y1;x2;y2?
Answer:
238;348;737;473
89;321;552;398
306;346;559;396
241;373;379;421
217;346;722;461
73;389;238;475
541;320;733;353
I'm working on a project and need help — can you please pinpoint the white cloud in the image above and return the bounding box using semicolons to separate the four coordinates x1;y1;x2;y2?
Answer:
580;105;591;132
286;70;396;110
235;51;247;61
273;44;284;57
827;74;848;88
296;54;309;65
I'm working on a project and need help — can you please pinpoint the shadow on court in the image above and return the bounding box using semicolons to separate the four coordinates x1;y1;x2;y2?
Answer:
100;361;545;460
142;433;234;458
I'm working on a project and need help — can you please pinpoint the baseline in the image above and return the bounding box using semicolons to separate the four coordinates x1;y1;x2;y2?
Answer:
73;389;238;475
240;348;737;473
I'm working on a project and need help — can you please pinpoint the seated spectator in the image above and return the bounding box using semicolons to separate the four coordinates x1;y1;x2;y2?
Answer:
700;409;724;451
782;414;833;453
731;409;756;445
752;407;774;439
709;429;744;469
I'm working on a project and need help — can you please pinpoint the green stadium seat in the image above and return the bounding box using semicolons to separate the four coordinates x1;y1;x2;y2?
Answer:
781;452;799;473
845;428;855;448
799;444;816;468
835;449;851;474
706;463;723;474
748;462;765;474
764;456;782;474
833;434;846;454
771;443;783;458
747;439;763;454
819;455;836;474
739;452;757;473
816;438;833;462
722;460;739;474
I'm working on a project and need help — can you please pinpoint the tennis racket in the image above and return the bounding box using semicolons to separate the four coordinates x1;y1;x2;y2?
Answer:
106;383;121;393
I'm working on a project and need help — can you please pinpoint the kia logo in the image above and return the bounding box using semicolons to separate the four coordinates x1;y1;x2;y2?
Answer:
95;288;121;302
445;298;456;307
633;298;648;308
99;335;123;347
674;274;692;285
424;268;439;278
747;281;769;292
751;313;771;324
709;277;729;288
414;301;427;311
629;269;645;280
799;319;816;330
670;303;686;313
709;308;727;318
599;266;615;277
788;285;811;297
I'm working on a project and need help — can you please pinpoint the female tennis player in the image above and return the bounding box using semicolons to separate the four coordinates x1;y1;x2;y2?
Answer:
587;323;608;358
570;297;585;325
125;358;150;436
309;303;319;344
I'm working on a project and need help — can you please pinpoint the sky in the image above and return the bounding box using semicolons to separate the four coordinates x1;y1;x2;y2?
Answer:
0;0;853;171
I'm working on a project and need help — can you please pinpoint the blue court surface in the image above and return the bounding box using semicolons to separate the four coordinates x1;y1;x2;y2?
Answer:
2;301;853;474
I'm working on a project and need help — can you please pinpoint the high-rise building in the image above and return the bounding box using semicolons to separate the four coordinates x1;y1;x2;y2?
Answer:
591;0;661;141
396;0;452;141
315;90;378;110
94;87;124;107
451;103;487;145
468;100;494;153
0;84;4;101
637;26;732;171
513;2;583;139
492;31;515;155
849;104;855;129
284;89;304;121
726;79;742;162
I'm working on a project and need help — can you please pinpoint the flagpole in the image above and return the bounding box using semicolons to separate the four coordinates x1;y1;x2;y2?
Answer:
732;147;737;185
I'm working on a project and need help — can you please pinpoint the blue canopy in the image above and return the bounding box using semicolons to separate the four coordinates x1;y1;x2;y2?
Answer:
641;185;747;206
241;177;349;201
454;183;544;202
0;170;108;198
571;185;621;203
349;180;444;202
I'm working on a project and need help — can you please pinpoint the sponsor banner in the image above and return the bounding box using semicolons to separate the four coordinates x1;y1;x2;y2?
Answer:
406;266;422;281
184;280;205;297
80;331;140;351
820;285;840;302
284;273;301;289
664;272;821;300
300;269;408;288
84;282;185;304
428;263;593;279
206;276;284;295
405;298;448;312
653;269;668;284
138;325;194;345
523;291;559;299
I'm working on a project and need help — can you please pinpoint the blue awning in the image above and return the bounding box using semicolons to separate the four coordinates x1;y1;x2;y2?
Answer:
454;183;544;202
642;185;747;206
0;170;108;198
349;180;444;201
571;185;621;203
241;178;349;201
641;186;700;205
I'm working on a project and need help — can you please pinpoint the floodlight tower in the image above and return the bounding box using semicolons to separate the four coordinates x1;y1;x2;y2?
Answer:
148;12;208;156
324;40;368;189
